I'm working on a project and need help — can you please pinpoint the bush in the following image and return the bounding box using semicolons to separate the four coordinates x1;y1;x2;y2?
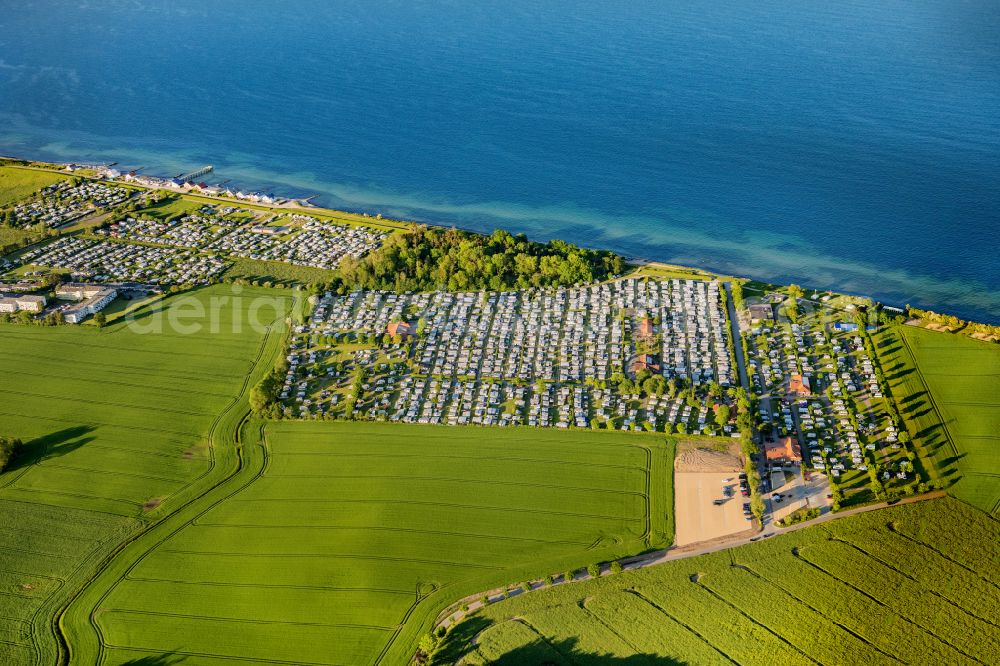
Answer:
776;506;821;527
610;561;623;575
0;437;23;472
587;563;600;578
563;570;575;583
544;574;554;586
520;582;531;593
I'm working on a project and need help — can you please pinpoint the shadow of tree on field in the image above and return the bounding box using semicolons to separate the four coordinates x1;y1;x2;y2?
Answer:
119;653;187;666
6;425;95;472
886;367;914;381
433;616;687;665
900;391;926;404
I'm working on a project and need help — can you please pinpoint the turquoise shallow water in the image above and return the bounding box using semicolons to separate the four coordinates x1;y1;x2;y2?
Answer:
1;0;998;321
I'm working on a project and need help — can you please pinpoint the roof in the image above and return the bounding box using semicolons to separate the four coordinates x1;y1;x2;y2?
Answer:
387;321;413;337
789;374;811;395
765;437;802;462
638;318;654;338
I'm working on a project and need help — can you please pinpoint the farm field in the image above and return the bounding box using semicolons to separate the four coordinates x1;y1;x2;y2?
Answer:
875;325;1000;514
73;422;674;665
436;496;1000;665
0;285;292;665
0;165;66;207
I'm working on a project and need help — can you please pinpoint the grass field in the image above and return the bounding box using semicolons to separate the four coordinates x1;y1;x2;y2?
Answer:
436;496;1000;665
0;285;292;664
0;165;67;208
0;226;39;248
223;256;338;286
875;325;1000;514
69;422;673;665
136;195;205;221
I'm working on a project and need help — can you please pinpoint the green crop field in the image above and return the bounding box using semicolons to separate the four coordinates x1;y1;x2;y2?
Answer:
0;285;292;664
67;422;673;665
0;165;67;208
875;325;1000;514
437;496;1000;665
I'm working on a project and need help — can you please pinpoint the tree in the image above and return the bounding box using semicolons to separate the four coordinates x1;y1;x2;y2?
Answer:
93;312;106;328
714;403;731;424
587;563;600;578
563;570;574;583
416;634;438;663
544;574;554;586
750;492;765;522
731;281;745;309
610;561;623;575
0;437;23;472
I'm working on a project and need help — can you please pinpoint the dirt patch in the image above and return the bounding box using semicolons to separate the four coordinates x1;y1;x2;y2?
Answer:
675;442;742;473
674;472;752;546
142;497;163;511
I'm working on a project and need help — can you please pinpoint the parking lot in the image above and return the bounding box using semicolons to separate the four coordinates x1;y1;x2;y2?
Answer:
673;440;752;547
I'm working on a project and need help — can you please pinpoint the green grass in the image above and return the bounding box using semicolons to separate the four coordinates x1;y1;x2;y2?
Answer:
224;256;338;286
876;325;1000;514
437;496;1000;665
0;165;67;208
72;422;673;665
135;195;205;221
0;226;40;248
0;285;292;664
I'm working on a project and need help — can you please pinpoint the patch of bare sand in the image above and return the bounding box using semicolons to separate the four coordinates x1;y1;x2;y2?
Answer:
675;440;742;473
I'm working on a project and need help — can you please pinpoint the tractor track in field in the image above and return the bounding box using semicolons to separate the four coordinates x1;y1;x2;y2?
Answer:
3;367;236;399
225;496;643;521
794;543;983;663
0;409;203;439
50;317;284;666
272;449;645;471
262;472;648;497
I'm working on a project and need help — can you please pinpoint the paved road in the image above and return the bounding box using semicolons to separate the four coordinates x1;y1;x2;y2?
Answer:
723;282;776;525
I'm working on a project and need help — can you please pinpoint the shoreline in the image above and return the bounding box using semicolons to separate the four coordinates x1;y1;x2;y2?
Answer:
2;152;995;325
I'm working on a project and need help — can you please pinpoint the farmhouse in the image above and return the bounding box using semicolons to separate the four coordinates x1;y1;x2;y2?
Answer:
789;373;811;396
765;436;802;463
387;321;414;339
629;354;659;375
637;317;655;339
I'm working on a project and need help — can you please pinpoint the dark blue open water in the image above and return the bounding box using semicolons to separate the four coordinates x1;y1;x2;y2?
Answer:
2;0;998;321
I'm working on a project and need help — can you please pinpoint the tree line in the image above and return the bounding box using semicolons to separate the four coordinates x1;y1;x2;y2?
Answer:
330;226;624;293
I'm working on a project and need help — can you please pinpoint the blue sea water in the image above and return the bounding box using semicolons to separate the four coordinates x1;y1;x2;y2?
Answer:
1;0;998;321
